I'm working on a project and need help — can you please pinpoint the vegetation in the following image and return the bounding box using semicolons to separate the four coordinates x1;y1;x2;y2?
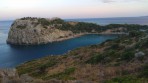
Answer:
38;18;50;26
20;17;37;20
104;75;148;83
17;56;57;75
129;30;144;37
17;30;148;82
50;18;65;24
43;67;76;80
140;64;148;78
16;25;27;29
57;21;148;33
86;53;105;64
120;51;135;61
16;18;148;82
18;17;148;33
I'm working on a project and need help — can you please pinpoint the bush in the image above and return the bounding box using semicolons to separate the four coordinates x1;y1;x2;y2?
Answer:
16;25;26;29
121;51;134;61
129;31;143;37
30;60;57;78
38;61;57;73
17;58;57;76
110;43;120;50
51;18;65;24
20;17;37;20
141;39;148;48
43;67;76;80
86;53;105;64
105;50;119;58
38;18;50;26
104;76;145;83
140;64;148;78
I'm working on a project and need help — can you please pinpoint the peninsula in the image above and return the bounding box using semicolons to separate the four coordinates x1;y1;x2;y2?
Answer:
7;17;128;45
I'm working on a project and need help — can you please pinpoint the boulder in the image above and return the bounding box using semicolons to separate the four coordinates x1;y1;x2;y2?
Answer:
135;51;145;58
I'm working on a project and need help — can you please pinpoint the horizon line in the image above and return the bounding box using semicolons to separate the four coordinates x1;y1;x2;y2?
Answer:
0;15;148;21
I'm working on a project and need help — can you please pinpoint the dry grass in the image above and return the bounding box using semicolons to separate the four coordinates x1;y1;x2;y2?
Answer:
16;32;148;82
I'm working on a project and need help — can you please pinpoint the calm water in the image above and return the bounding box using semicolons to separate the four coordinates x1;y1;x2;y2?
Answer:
66;17;148;25
0;17;147;68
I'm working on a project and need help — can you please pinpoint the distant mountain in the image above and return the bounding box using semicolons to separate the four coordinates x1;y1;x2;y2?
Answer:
140;16;148;18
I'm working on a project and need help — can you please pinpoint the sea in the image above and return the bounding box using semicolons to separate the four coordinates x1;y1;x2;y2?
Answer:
0;17;148;68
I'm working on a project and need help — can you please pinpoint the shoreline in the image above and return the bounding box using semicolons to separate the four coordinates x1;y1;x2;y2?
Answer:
52;32;128;42
7;32;127;45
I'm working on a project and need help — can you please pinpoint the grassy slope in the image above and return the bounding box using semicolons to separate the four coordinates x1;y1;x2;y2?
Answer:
16;31;148;83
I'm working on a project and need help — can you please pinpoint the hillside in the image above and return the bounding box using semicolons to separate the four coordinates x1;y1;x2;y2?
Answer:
7;17;148;45
5;30;146;83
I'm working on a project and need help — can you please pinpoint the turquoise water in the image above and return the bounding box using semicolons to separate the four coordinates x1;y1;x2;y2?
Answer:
0;17;147;68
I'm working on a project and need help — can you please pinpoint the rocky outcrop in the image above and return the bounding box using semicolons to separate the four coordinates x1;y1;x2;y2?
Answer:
0;68;41;83
0;69;20;83
7;18;73;45
0;69;91;83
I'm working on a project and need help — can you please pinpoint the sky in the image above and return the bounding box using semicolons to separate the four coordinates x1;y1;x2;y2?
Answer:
0;0;148;20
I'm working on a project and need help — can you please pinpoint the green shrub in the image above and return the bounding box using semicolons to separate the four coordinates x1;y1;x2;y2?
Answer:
43;67;76;80
86;53;105;64
16;25;26;29
121;51;134;61
29;60;57;78
38;61;57;73
51;18;65;24
38;18;50;26
129;31;143;37
104;76;145;83
105;43;119;50
17;67;34;75
20;17;37;20
105;50;119;58
17;59;57;76
141;39;148;48
140;64;148;78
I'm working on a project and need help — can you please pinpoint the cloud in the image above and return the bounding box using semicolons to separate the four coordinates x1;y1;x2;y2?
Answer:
101;0;145;3
101;0;114;3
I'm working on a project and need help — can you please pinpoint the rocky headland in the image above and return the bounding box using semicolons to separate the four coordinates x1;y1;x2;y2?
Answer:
7;17;128;45
7;17;75;45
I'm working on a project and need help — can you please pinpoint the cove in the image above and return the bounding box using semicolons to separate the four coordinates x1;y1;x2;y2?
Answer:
0;34;118;68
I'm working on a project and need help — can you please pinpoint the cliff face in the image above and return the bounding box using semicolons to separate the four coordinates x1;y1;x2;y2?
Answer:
7;17;130;45
7;18;73;45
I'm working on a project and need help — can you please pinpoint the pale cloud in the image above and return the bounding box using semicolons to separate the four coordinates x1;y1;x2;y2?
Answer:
101;0;114;3
0;0;148;20
101;0;146;3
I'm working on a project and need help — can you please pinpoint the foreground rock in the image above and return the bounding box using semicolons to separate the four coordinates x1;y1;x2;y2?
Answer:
7;17;73;45
0;69;92;83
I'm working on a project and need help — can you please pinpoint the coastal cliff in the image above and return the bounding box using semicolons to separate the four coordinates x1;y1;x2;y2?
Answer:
7;17;74;45
7;17;128;45
7;17;144;45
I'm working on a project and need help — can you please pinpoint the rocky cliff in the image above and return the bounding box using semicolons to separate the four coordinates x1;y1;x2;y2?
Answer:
7;17;134;45
7;17;73;45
